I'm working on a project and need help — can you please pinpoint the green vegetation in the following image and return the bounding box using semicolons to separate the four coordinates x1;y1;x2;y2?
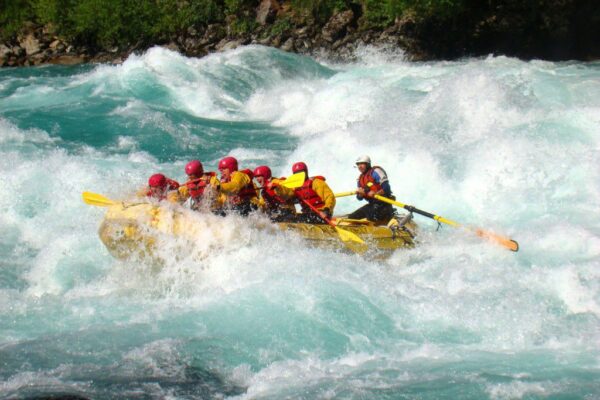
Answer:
0;0;226;47
1;0;446;45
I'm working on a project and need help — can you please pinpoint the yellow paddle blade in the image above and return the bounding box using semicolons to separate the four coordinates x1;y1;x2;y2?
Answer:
82;192;116;207
334;191;356;198
335;226;365;244
335;227;368;254
281;172;306;189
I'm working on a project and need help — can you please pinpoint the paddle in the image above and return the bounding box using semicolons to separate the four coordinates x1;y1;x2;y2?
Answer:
82;192;147;209
279;172;307;189
277;174;367;251
335;190;518;252
334;191;358;198
82;191;117;207
299;197;368;253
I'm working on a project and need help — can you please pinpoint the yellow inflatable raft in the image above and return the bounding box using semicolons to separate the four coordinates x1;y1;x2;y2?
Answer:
97;202;417;261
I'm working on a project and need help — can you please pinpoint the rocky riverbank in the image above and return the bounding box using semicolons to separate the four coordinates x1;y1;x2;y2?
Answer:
1;0;599;67
0;8;417;67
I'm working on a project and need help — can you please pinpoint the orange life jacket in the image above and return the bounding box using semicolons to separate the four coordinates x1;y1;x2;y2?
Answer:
294;176;325;210
358;166;385;193
186;172;216;200
222;169;256;205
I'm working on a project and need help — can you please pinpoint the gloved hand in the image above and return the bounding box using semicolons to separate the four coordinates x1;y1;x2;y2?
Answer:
266;181;279;190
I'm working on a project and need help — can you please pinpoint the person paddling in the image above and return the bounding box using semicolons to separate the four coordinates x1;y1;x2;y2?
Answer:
276;162;335;223
347;155;395;223
178;160;217;210
142;173;181;202
253;165;297;222
214;156;258;216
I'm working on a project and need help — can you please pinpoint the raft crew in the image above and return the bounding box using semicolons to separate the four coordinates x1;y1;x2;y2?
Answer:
144;173;180;202
253;165;297;222
178;160;217;210
214;156;258;216
347;155;396;223
137;155;400;226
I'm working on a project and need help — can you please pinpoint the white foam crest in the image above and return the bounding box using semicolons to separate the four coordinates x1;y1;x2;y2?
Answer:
243;53;600;240
0;117;56;145
486;379;562;400
236;352;386;399
76;45;330;121
0;124;187;297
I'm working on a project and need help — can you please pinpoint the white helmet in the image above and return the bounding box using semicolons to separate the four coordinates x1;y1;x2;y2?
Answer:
355;155;371;165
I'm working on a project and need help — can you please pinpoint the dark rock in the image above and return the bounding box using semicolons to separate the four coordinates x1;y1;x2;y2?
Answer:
270;35;282;47
256;0;280;26
216;39;244;52
294;26;309;38
203;24;226;45
19;33;41;55
280;37;294;52
0;44;12;58
187;26;198;37
322;10;355;43
164;42;180;52
48;54;86;65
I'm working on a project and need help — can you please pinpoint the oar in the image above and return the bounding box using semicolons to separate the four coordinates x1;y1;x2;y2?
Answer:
298;197;368;254
279;174;367;252
82;192;146;209
335;191;357;198
279;172;306;189
82;191;117;207
371;194;518;252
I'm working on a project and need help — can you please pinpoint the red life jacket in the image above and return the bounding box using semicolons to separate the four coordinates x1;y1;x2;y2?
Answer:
146;178;180;200
186;172;216;200
222;169;256;205
261;179;288;209
294;176;325;210
358;166;385;193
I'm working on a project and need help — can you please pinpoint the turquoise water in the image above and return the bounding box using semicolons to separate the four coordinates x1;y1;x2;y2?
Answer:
1;46;599;399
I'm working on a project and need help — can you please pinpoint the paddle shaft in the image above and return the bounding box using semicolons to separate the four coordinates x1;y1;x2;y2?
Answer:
336;191;458;226
298;198;335;228
375;196;459;227
373;194;518;251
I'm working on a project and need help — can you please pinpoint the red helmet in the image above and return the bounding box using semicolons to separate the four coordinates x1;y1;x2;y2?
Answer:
253;165;272;180
148;173;167;188
218;156;238;171
185;160;203;176
292;162;308;175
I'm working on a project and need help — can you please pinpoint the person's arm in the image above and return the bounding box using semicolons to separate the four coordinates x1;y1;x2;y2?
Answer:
166;190;182;203
136;187;149;198
313;179;336;215
219;171;249;194
178;185;190;201
356;179;364;201
271;180;296;200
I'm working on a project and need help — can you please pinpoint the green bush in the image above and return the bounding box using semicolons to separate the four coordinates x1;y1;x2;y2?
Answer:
291;0;353;23
0;0;33;40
